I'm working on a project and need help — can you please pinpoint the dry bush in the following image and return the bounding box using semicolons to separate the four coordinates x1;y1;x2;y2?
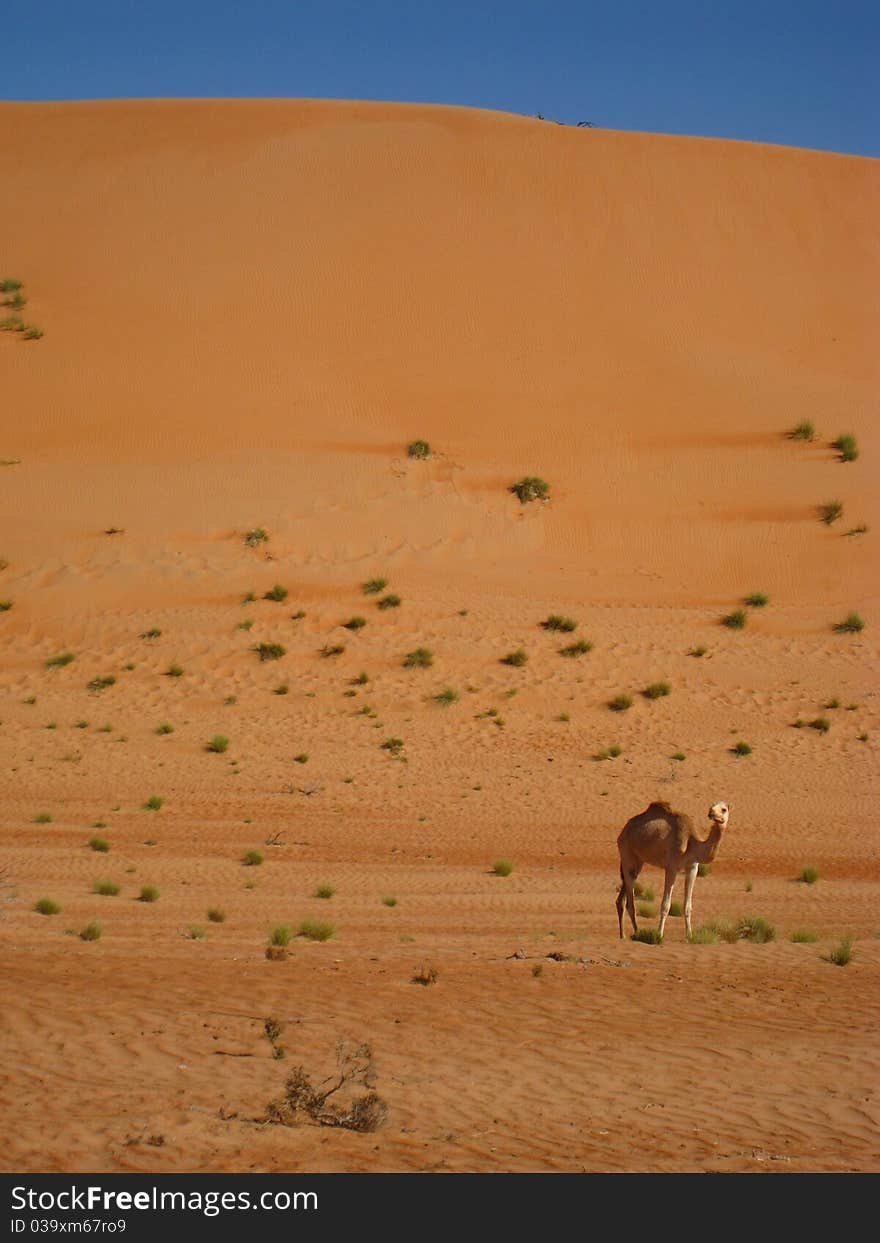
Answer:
263;1041;387;1133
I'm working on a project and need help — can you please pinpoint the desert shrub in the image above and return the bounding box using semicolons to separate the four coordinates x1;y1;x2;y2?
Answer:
293;753;309;765
832;434;858;462
165;663;184;677
819;501;844;526
256;642;286;661
87;675;116;693
631;929;663;944
702;918;738;942
80;922;102;942
139;885;160;903
263;1041;387;1132
791;929;818;943
434;686;459;706
643;681;671;700
381;896;397;907
314;883;336;900
407;440;431;459
809;718;830;733
688;927;719;944
828;936;854;965
264;584;288;602
321;644;345;658
93;880;120;896
244;528;269;547
156;722;174;735
343;616;366;631
541;615;576;632
274;684;289;696
736;915;776;943
269;924;292;947
187;926;206;940
206;735;229;753
690;645;707;657
492;859;514;877
560;639;592;657
744;593;768;608
3;291;26;309
143;795;163;811
381;737;404;755
34;898;61;915
362;577;387;595
22;325;43;340
412;964;438;985
404;647;433;668
787;421;815;441
501;649;528;667
237;618;254;631
668;902;683;917
89;837;110;853
243;850;263;867
833;612;864;634
34;811;52;824
298;918;335;941
352;671;369;685
0;277;23;293
46;651;75;668
141;627;162;639
0;600;13;611
732;741;752;756
377;594;401;609
633;883;654;900
844;525;868;536
608;694;632;712
799;866;820;884
510;477;550;504
671;751;686;762
637;902;656;918
824;698;840;710
0;315;23;332
207;908;226;923
722;609;747;630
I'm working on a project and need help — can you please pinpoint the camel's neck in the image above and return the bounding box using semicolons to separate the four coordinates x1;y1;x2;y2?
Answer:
693;821;724;863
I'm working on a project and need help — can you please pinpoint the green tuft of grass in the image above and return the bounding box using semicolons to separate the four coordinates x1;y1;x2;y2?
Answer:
89;837;110;853
207;908;226;923
844;524;868;537
819;500;843;525
791;929;818;943
689;645;707;657
637;902;657;918
608;694;633;712
407;440;431;459
362;577;387;595
377;593;401;610
352;671;369;685
264;584;288;602
799;865;820;884
46;651;75;668
633;883;654;900
668;901;683;917
828;936;854;966
832;434;858;462
34;811;52;824
671;751;686;762
34;897;61;916
787;421;815;441
314;883;336;900
143;795;163;811
404;647;433;668
731;741;752;756
255;642;286;661
187;926;206;940
0;316;24;333
434;686;459;706
688;927;719;944
736;915;776;943
87;675;116;693
22;325;44;341
631;929;663;945
833;612;864;634
510;476;550;504
237;618;254;631
269;924;292;947
541;615;577;633
298;918;335;942
343;616;366;632
809;718;830;733
722;609;747;630
381;737;404;755
0;600;13;612
141;627;162;639
744;593;768;608
93;879;120;896
501;648;528;667
381;895;397;907
0;277;23;293
139;885;160;903
293;753;309;764
274;684;289;696
243;850;263;867
321;644;345;658
560;639;592;657
244;528;269;547
643;681;671;700
165;663;184;677
156;722;174;735
79;921;102;942
206;735;230;753
492;859;514;877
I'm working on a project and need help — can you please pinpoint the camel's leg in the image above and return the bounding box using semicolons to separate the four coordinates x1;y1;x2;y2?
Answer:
616;874;626;939
657;867;677;939
623;869;639;937
683;863;698;939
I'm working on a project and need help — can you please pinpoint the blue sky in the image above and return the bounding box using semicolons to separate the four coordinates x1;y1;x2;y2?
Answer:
4;0;877;156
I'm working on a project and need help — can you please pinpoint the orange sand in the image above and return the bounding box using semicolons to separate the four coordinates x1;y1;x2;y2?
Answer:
0;99;878;1173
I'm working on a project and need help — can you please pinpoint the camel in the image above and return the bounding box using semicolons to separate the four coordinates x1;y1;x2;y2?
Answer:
615;800;729;940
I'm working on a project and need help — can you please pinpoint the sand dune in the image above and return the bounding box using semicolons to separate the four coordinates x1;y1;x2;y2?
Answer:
0;99;878;1173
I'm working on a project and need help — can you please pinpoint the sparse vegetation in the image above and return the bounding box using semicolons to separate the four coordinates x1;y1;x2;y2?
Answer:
143;795;163;811
744;593;768;608
608;694;632;712
799;866;820;884
377;594;401;610
263;1041;387;1132
165;663;184;677
269;924;292;947
321;644;345;658
404;647;433;668
362;578;387;595
736;916;775;943
510;477;550;504
631;929;663;945
243;850;263;867
207;908;226;923
264;584;288;603
541;615;577;633
34;898;61;916
668;902;683;917
637;902;656;918
381;896;397;907
141;627;162;639
314;883;336;900
844;524;868;537
0;278;23;293
22;325;43;341
492;859;514;877
46;652;75;668
501;648;528;667
381;737;404;755
343;616;366;631
274;684;289;695
819;501;843;525
690;645;707;657
89;837;110;853
139;885;160;903
87;675;116;694
697;863;711;878
156;722;174;735
293;753;309;764
833;612;865;634
0;600;13;612
352;671;369;685
206;735;230;753
298;918;335;942
722;609;747;630
407;440;431;459
34;812;52;824
832;434;858;463
809;718;830;733
732;741;752;756
788;421;815;441
80;922;102;942
791;929;818;943
643;681;671;700
244;528;269;547
93;880;120;896
412;964;438;985
560;639;592;657
256;642;286;661
828;936;854;966
434;686;459;706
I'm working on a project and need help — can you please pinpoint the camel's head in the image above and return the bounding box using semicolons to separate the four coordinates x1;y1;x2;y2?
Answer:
708;801;729;828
